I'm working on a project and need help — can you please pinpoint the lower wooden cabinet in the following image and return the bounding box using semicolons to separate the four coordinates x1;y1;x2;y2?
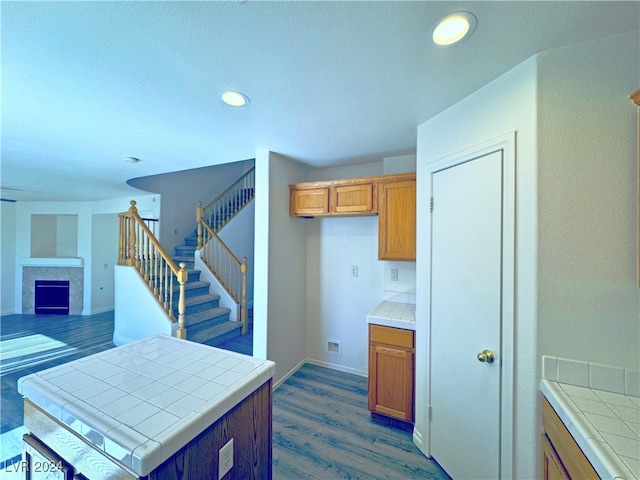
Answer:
542;398;599;479
368;324;415;423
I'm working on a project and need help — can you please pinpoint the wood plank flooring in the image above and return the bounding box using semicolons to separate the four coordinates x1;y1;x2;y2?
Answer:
1;313;449;479
273;363;450;479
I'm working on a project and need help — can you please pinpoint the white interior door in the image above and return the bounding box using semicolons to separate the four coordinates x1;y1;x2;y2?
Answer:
429;150;503;480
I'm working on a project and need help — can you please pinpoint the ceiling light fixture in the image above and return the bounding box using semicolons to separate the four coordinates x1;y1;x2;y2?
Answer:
431;12;477;46
123;156;141;163
221;90;250;107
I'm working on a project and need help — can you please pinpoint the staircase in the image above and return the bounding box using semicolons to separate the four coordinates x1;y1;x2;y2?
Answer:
170;236;241;346
116;167;254;347
170;173;255;346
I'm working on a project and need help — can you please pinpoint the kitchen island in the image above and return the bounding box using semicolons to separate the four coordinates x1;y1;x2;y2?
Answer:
18;334;275;479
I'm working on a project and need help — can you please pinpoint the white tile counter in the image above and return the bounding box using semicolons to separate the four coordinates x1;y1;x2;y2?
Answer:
367;301;415;330
541;356;640;479
18;334;275;477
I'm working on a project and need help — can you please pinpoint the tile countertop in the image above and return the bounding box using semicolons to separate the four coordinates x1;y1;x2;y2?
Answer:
18;334;276;477
367;301;415;330
541;356;640;479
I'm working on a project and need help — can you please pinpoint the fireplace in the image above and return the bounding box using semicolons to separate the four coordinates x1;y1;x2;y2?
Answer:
35;280;70;315
22;263;84;315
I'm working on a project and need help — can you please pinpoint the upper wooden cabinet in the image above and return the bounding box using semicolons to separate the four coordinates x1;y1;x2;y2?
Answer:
290;187;330;216
378;176;416;261
289;176;378;217
290;172;416;261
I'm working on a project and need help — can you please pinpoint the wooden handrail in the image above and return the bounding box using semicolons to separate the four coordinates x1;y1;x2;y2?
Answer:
197;168;255;247
118;200;188;339
202;168;255;212
198;216;250;335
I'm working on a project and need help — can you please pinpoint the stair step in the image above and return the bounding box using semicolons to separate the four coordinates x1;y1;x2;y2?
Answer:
174;245;196;255
195;321;242;346
177;294;220;316
185;236;198;247
173;255;195;264
179;281;210;298
182;306;231;328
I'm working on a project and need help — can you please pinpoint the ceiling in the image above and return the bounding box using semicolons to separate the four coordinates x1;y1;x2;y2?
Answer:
2;1;639;202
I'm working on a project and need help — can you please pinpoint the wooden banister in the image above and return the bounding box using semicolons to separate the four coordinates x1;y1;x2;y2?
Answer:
118;200;188;338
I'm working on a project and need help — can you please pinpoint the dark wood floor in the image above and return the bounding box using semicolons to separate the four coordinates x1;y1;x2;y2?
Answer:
1;313;450;479
273;363;450;479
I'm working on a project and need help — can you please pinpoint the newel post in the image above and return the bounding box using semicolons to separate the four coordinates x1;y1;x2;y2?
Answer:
127;200;138;266
241;257;249;335
196;201;204;250
176;262;188;339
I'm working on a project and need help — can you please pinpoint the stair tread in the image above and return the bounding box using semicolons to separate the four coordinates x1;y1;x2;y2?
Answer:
181;293;221;306
183;306;231;326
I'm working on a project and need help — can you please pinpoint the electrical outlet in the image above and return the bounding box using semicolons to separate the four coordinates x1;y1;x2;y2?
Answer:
390;269;398;282
219;438;233;479
351;266;358;277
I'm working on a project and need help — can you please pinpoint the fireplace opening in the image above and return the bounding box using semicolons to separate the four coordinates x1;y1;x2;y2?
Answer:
35;280;70;315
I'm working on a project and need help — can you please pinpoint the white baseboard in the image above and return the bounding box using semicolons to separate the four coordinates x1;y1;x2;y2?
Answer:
90;306;114;315
272;358;307;390
0;307;19;316
305;358;367;378
272;358;367;391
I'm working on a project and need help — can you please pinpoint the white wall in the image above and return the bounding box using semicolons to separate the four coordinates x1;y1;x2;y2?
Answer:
91;213;119;314
8;194;158;315
536;30;640;370
1;202;17;314
415;30;640;479
304;161;384;375
113;265;172;345
416;57;538;478
15;202;94;314
218;199;255;306
253;151;308;385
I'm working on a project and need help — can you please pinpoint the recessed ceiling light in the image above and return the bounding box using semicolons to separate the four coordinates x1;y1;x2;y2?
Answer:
123;156;141;163
431;12;477;46
221;90;250;107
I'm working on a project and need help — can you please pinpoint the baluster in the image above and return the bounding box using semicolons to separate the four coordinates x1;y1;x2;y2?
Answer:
196;201;203;250
127;201;137;266
176;262;187;339
241;257;248;334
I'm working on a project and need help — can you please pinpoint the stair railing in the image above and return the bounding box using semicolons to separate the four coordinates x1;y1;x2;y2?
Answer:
197;167;255;243
195;168;254;335
118;200;188;339
197;220;249;335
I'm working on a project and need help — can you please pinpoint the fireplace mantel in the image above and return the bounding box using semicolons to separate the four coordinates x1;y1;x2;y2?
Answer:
19;258;83;267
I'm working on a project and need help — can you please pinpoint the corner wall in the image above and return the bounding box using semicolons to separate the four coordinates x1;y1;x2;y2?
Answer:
1;202;17;314
253;151;308;385
416;57;538;478
536;30;640;370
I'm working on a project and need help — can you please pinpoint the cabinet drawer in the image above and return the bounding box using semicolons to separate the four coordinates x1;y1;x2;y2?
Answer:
369;324;414;349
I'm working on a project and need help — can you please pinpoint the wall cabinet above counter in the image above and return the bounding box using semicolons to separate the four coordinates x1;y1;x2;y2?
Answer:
289;172;416;261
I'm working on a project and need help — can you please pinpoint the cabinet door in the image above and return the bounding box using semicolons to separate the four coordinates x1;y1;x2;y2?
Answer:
331;183;375;214
290;188;329;216
542;435;570;480
368;344;414;422
378;179;416;261
23;434;74;480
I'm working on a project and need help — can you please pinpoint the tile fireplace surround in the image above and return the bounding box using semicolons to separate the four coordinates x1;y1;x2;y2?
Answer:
21;259;84;315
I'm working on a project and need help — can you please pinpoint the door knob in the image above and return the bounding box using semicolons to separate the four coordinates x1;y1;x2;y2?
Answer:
477;349;495;363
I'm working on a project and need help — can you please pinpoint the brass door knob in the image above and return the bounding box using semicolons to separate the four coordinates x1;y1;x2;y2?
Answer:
477;349;495;363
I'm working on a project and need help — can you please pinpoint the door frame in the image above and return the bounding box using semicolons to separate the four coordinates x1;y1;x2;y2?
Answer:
424;131;515;478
